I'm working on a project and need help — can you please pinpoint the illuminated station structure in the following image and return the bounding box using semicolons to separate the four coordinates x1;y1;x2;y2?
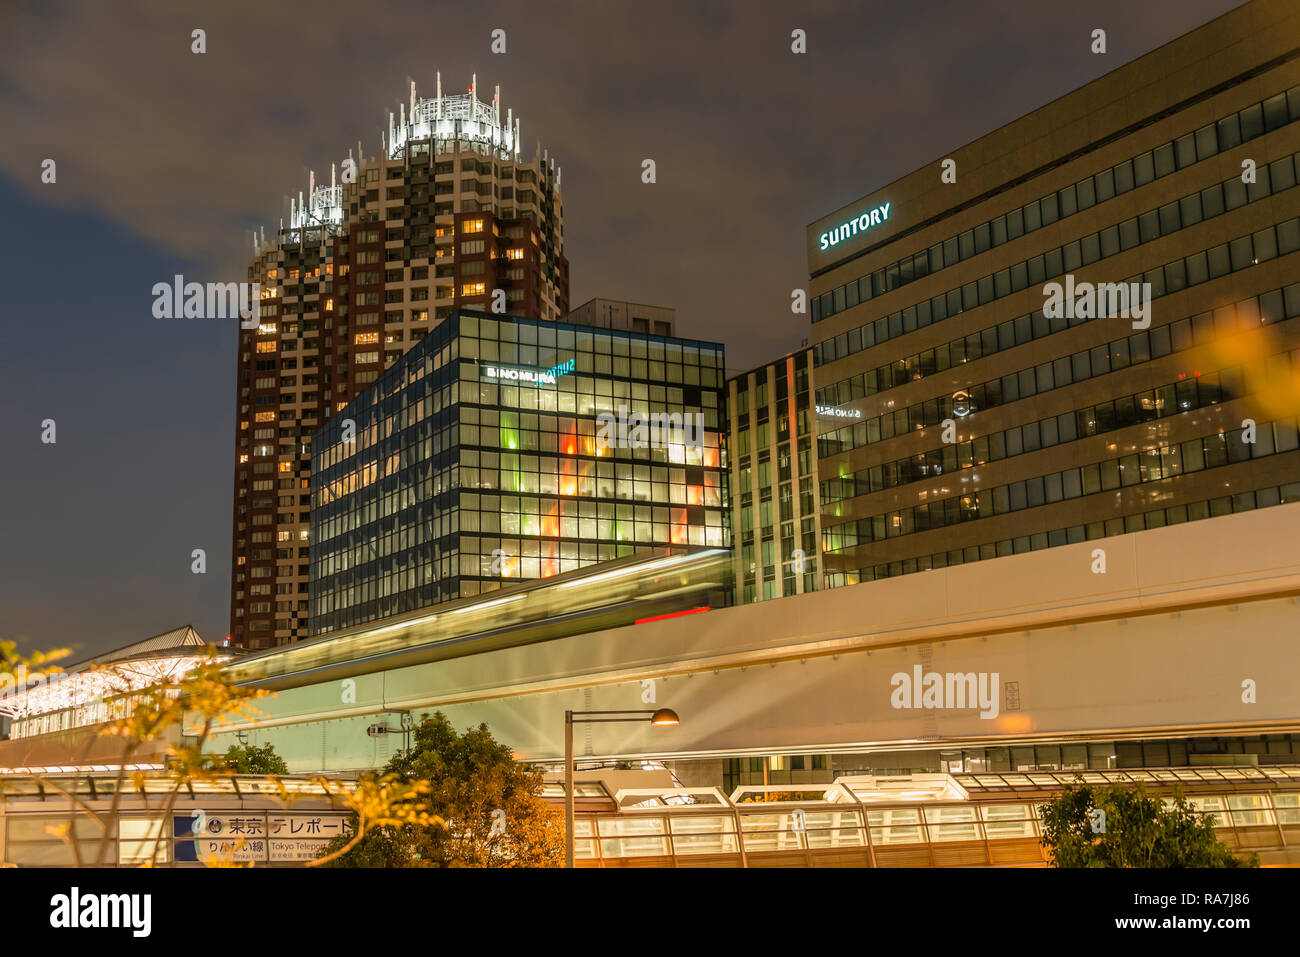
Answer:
0;626;234;773
307;309;729;637
232;74;570;649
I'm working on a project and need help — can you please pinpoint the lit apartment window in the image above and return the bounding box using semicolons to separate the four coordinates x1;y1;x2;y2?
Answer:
355;351;379;364
461;282;486;297
462;219;484;234
354;332;379;345
256;341;277;353
506;248;524;260
254;412;275;423
278;461;292;473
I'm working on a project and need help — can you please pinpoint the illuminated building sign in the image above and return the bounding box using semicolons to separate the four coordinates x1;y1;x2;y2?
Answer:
483;358;575;385
818;202;891;251
816;405;862;419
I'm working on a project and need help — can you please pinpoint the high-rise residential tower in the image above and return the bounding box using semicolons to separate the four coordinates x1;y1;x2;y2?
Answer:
231;75;569;649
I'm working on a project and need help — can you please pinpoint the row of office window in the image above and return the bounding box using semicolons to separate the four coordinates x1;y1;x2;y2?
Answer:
812;83;1300;324
827;476;1300;588
461;452;725;507
817;223;1300;458
824;413;1299;552
821;333;1298;504
815;147;1300;405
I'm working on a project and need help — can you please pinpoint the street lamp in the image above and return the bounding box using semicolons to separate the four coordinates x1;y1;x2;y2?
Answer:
564;708;680;868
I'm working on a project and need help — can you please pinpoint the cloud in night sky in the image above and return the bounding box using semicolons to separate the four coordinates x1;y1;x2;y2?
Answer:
0;0;1243;656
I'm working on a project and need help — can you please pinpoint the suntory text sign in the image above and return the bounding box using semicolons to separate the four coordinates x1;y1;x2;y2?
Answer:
818;202;891;250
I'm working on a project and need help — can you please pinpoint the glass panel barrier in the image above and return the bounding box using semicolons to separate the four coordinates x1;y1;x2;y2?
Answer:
738;812;808;851
980;804;1038;839
1274;793;1300;825
1227;794;1274;826
668;815;739;855
925;805;982;842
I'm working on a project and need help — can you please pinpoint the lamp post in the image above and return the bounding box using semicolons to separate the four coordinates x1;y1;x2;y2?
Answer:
564;708;680;868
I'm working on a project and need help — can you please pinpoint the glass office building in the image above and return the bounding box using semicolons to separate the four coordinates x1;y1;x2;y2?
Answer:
309;310;727;636
806;0;1300;586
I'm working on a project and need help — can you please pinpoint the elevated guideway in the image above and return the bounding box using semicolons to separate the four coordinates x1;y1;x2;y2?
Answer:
214;503;1300;773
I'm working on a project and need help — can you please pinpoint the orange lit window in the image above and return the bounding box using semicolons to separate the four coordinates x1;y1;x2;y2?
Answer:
325;263;334;275
462;219;484;234
254;412;275;423
266;269;278;280
256;341;277;353
325;298;334;311
239;454;249;464
289;269;300;279
336;401;347;413
277;461;293;473
506;248;524;260
239;421;249;431
354;332;379;345
461;282;486;297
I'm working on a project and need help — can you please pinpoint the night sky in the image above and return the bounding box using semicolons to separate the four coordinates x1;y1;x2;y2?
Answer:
0;0;1242;659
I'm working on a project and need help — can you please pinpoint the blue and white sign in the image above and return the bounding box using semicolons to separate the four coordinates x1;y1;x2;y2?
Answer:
483;358;575;385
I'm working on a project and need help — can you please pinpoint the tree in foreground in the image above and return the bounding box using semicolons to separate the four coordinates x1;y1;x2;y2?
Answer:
221;742;290;775
1039;781;1257;868
322;711;564;868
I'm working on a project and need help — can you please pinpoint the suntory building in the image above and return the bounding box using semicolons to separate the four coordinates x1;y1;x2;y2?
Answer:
807;0;1300;587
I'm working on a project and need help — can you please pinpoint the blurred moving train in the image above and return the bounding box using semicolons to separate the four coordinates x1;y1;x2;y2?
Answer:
225;547;733;691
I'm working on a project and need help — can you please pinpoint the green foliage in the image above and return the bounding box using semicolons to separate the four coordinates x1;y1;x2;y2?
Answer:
1039;781;1258;868
323;712;564;868
222;742;289;776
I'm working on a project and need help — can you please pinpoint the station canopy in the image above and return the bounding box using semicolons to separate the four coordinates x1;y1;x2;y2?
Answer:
0;625;229;721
